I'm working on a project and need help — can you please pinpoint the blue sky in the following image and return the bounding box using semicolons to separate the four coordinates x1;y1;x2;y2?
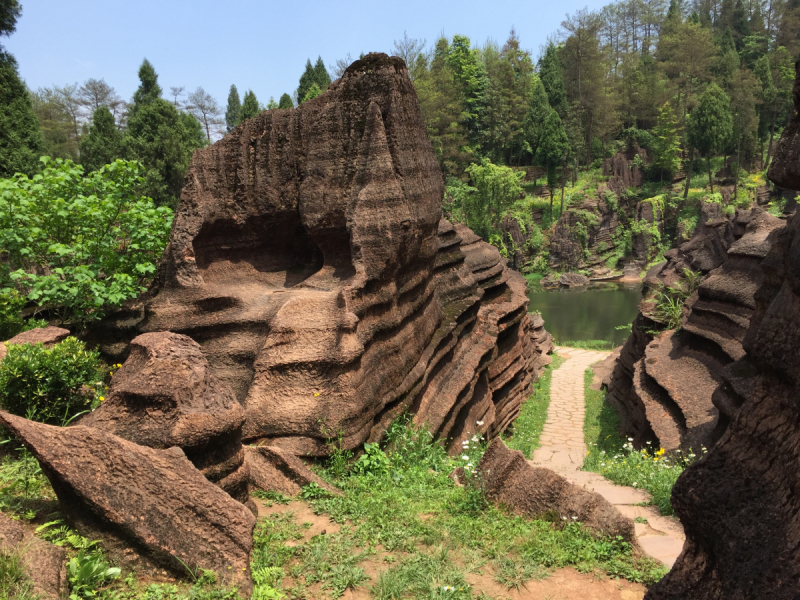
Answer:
6;0;606;109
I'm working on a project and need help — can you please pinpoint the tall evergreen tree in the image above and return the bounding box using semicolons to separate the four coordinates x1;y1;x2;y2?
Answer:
535;108;569;219
123;59;203;207
131;59;161;109
278;93;294;109
445;35;488;148
651;102;682;180
0;52;43;177
687;83;733;194
225;84;241;132
297;59;316;104
239;90;260;121
523;75;552;167
0;1;42;177
79;105;123;172
313;56;331;89
538;43;568;117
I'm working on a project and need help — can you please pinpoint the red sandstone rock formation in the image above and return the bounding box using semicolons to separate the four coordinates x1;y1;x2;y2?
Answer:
646;65;800;599
88;53;551;456
605;206;782;452
478;439;636;542
0;512;66;599
0;411;255;592
79;332;250;503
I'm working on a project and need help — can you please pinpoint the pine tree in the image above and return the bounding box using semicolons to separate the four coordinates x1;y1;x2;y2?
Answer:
523;75;551;169
267;97;278;109
538;43;568;117
302;83;322;103
297;59;316;104
225;84;241;132
313;56;331;89
239;90;260;121
535;108;569;220
651;102;682;180
79;105;123;172
687;83;733;194
278;93;294;109
131;59;162;110
0;52;43;177
123;59;203;207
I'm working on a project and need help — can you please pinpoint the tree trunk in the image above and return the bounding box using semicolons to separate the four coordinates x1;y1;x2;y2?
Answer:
765;103;777;168
734;136;741;202
684;148;694;199
708;156;714;195
549;192;554;227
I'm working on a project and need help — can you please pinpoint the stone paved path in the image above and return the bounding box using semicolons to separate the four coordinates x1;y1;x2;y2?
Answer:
531;346;686;568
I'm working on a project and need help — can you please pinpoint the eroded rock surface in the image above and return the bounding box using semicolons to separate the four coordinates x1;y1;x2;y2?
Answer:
646;65;800;600
605;206;782;451
245;445;338;496
79;332;249;502
0;512;67;599
0;411;255;592
87;53;550;455
478;439;636;542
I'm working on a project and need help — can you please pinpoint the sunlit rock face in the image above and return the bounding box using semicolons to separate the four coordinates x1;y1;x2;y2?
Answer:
88;53;552;456
645;61;800;600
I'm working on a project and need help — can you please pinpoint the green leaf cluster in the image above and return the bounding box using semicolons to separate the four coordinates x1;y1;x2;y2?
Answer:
0;158;172;325
0;337;103;425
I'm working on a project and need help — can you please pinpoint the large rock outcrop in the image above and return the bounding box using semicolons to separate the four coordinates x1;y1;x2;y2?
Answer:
605;204;782;451
79;332;250;503
0;411;255;592
86;53;550;456
646;63;800;600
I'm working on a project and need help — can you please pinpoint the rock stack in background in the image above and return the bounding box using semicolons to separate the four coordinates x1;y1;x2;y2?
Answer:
86;53;551;456
604;204;782;452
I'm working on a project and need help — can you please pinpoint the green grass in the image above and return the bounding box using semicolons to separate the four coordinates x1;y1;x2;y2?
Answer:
558;340;615;350
582;368;702;516
0;409;667;599
503;354;565;458
0;550;38;600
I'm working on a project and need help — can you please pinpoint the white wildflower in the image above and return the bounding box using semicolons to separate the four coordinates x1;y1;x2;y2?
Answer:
462;455;469;461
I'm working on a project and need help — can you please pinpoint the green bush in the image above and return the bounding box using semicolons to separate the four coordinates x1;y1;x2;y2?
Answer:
0;290;47;341
0;158;173;327
0;337;104;425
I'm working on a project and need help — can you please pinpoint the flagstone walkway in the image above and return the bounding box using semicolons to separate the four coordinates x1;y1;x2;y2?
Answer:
531;346;686;568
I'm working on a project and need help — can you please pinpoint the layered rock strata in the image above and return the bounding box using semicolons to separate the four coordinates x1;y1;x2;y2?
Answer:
647;71;800;597
79;332;250;503
0;411;255;592
605;205;782;451
87;53;551;456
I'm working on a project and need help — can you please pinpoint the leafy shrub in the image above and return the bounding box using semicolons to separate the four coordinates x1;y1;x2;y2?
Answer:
0;158;173;327
0;290;47;341
353;442;391;477
67;549;121;599
0;337;104;424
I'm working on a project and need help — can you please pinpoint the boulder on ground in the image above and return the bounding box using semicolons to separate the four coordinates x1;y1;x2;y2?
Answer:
0;512;67;599
559;272;590;287
0;411;255;593
245;445;338;496
478;438;636;542
79;332;249;502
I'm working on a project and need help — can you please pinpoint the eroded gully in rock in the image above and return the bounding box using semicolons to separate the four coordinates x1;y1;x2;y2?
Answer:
530;346;686;568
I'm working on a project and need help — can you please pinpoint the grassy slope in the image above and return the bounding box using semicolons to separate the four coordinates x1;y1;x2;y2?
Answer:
503;353;565;458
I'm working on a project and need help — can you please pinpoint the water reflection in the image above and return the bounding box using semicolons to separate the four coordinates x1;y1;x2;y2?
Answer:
527;281;643;347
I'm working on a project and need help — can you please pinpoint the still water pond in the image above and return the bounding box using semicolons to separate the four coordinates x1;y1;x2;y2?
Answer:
527;281;643;347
